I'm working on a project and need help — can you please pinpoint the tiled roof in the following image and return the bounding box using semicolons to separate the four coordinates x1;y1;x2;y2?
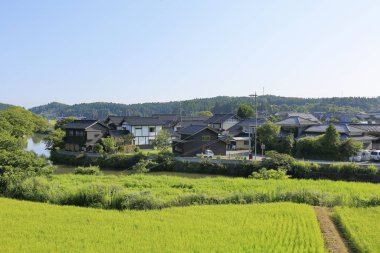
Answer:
351;124;380;134
106;116;126;126
122;117;165;126
287;113;319;122
179;125;219;135
228;118;268;133
304;124;364;135
205;114;239;124
275;116;320;126
64;120;102;130
109;130;130;138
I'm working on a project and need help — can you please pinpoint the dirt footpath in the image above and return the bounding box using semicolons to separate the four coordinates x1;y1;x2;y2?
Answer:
314;206;350;253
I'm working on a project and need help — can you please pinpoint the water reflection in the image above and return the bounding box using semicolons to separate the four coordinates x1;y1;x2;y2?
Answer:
25;134;50;157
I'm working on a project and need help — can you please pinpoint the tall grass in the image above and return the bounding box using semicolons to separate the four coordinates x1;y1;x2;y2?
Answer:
3;174;380;210
0;198;325;253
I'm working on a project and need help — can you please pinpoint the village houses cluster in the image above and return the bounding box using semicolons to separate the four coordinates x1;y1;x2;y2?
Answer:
63;110;380;157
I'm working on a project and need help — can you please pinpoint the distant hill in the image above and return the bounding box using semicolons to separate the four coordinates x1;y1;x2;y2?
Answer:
29;96;380;119
0;103;13;110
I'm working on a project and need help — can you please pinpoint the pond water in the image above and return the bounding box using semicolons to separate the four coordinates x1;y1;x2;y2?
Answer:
25;134;50;157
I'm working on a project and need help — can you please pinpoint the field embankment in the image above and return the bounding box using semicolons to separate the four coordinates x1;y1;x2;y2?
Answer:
3;174;380;210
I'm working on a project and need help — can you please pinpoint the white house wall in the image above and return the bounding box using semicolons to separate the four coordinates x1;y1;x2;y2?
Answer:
222;119;239;130
130;125;163;146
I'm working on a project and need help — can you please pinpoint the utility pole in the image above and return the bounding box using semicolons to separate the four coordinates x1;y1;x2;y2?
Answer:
249;92;258;160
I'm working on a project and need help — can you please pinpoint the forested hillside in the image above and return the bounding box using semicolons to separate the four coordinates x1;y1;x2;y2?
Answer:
28;96;380;119
0;103;12;110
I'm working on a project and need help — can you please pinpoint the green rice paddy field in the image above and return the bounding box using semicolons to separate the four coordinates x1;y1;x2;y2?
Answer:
335;206;380;252
0;198;326;253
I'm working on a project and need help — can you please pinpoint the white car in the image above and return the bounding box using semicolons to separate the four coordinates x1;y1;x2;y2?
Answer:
359;150;371;161
370;150;380;161
349;150;371;162
349;154;361;162
196;149;214;158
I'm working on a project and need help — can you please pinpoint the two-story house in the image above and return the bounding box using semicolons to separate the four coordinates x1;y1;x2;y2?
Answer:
64;120;109;151
103;116;166;148
205;113;241;131
172;125;227;156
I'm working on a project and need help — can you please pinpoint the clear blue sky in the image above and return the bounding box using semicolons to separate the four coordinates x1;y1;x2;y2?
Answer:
1;1;379;108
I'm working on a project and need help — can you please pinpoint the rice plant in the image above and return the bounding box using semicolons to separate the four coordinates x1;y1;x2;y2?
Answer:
0;198;325;253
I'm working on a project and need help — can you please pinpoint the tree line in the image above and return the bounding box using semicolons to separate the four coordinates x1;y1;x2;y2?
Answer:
28;95;380;119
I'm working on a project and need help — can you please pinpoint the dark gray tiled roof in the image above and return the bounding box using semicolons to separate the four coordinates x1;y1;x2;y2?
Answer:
304;124;364;135
351;124;380;134
228;118;268;133
205;114;239;124
64;120;100;130
275;116;320;126
106;116;126;126
153;114;179;122
109;130;130;138
287;113;319;122
179;125;219;135
122;117;165;126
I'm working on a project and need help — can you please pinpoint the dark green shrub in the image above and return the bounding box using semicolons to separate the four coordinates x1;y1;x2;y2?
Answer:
261;151;295;171
74;166;102;175
130;160;157;174
249;168;289;180
291;161;320;178
120;191;163;210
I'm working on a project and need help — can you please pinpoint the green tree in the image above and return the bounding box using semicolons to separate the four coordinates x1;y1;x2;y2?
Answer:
196;111;213;117
276;134;295;155
340;139;362;159
321;124;340;153
55;117;77;130
122;134;134;145
257;122;280;149
151;130;171;151
0;106;49;138
0;132;23;151
101;137;115;153
237;104;254;119
43;129;65;151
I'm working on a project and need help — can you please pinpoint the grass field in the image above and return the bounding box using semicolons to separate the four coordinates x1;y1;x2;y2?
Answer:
335;206;380;252
0;198;325;253
9;174;380;210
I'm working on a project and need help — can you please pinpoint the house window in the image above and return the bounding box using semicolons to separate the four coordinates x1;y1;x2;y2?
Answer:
69;130;74;136
202;135;211;142
76;131;84;136
149;127;156;133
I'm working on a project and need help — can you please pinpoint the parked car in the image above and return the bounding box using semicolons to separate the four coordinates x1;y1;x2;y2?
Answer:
370;150;380;161
349;153;361;162
359;150;371;161
196;149;214;158
349;150;371;162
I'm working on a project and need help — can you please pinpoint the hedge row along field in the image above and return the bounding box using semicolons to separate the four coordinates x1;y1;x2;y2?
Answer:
335;206;380;252
0;198;325;253
3;174;380;210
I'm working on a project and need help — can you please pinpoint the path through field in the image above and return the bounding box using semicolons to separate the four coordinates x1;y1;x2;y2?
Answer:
314;207;350;253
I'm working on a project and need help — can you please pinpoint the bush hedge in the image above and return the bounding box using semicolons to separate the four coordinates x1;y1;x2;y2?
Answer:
50;151;145;170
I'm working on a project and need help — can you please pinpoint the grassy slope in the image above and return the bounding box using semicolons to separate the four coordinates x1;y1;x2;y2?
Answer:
0;198;325;253
335;206;380;252
38;174;380;207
